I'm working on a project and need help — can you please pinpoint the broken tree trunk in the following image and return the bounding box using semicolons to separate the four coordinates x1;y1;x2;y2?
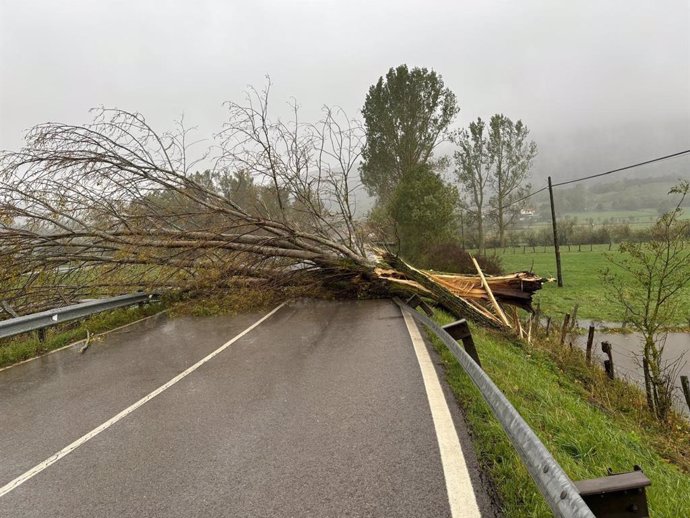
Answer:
471;256;511;328
383;253;506;330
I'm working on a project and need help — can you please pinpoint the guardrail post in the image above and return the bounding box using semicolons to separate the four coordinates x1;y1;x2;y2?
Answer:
442;319;482;367
405;294;434;317
37;328;46;343
393;298;596;518
575;467;651;518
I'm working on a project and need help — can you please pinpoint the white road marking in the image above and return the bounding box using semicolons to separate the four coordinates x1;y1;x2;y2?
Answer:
401;310;482;518
0;302;287;498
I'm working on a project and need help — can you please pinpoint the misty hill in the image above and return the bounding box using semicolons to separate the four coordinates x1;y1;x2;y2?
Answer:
525;174;689;226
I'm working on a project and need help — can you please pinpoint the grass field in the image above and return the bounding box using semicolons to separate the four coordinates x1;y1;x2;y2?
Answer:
494;244;690;325
427;310;690;518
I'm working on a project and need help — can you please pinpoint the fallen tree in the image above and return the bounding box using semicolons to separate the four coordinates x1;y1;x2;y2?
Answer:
0;83;543;327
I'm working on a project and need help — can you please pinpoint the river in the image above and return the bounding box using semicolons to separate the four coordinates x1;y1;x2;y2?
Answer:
569;321;689;417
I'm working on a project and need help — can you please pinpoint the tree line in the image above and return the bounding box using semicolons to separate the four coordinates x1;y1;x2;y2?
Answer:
0;64;536;307
359;64;537;265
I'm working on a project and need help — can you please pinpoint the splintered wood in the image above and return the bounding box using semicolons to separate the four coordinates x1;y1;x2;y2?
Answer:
375;268;544;309
375;253;545;331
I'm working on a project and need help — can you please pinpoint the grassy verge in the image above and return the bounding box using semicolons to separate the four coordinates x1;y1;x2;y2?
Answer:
426;309;690;518
496;245;690;324
0;302;165;369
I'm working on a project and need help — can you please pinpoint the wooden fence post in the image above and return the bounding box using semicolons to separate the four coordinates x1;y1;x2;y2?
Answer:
570;304;579;330
545;316;552;336
602;341;615;379
560;314;570;345
585;325;595;364
681;375;690;413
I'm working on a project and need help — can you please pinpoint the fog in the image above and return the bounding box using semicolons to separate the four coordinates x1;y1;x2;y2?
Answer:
1;0;688;184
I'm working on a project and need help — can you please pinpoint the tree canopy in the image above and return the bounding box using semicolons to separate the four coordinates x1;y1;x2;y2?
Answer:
360;64;459;202
487;115;537;247
453;114;536;251
388;164;458;263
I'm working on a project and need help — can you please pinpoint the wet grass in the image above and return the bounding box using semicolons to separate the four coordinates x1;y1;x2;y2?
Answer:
497;245;690;325
426;309;690;518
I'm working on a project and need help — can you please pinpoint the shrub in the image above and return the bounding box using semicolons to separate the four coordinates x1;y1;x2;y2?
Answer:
421;242;503;274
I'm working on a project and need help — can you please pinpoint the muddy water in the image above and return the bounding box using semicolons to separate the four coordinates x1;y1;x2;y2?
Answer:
570;325;689;416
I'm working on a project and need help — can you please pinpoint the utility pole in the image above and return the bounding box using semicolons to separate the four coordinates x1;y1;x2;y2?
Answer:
548;176;563;287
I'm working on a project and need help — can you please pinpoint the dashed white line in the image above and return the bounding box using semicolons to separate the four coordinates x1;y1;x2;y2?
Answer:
0;302;287;498
401;310;482;518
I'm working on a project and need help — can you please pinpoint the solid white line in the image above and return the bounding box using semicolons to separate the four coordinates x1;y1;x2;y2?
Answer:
0;302;287;498
401;311;481;518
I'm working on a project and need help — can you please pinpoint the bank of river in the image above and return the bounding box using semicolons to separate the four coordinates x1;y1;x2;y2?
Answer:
569;322;689;416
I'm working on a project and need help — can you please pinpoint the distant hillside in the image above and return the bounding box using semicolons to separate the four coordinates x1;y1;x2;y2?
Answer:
527;175;689;224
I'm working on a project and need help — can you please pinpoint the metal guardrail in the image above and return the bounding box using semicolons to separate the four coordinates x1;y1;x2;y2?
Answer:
394;298;595;518
0;293;158;340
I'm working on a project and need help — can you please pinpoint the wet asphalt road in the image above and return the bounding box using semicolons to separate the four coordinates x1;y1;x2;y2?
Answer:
0;299;491;517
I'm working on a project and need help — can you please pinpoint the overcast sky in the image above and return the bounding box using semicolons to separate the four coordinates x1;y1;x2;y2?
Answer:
1;0;689;183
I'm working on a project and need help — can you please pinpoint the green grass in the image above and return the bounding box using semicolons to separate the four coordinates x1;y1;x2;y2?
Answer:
495;244;690;324
560;208;658;224
427;310;690;518
0;303;164;369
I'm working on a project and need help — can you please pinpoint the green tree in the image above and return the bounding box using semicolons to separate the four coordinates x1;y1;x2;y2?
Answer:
388;165;458;262
487;115;537;247
453;118;489;254
360;65;459;202
602;181;690;420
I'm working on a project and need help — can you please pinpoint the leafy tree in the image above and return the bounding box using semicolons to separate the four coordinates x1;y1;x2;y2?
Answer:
487;115;537;247
360;65;459;202
602;181;690;420
388;165;458;262
453;118;489;254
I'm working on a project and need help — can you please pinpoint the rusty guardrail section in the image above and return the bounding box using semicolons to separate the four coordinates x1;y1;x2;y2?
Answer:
394;297;596;518
0;293;158;340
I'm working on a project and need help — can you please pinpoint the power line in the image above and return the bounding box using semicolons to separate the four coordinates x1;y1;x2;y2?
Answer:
502;186;547;209
496;148;690;212
551;149;690;188
466;148;690;219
